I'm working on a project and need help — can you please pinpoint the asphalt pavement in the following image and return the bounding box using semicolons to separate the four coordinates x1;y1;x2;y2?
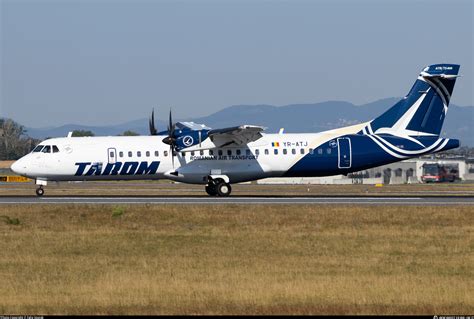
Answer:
0;195;473;205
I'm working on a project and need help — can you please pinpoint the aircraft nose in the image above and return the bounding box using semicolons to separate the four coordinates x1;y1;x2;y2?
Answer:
10;158;27;176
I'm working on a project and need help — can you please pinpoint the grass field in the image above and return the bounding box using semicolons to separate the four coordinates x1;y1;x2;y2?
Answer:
0;204;472;314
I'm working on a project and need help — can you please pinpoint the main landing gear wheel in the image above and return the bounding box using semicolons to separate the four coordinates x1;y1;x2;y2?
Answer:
216;181;231;197
206;176;232;197
36;187;44;197
205;185;218;196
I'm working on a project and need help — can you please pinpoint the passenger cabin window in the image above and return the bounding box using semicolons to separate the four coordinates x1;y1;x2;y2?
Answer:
146;151;150;157
227;150;232;156
33;145;44;152
283;149;287;155
318;148;323;155
265;149;269;155
181;152;185;157
119;151;124;157
109;151;114;158
200;150;204;156
164;151;168;157
155;151;159;157
42;145;51;153
255;149;259;156
191;151;195;156
52;145;60;153
236;149;241;155
246;149;251;156
209;150;214;156
300;149;305;154
218;150;223;156
128;151;132;157
137;151;141;157
309;148;314;154
274;149;278;155
326;148;331;154
292;149;296;155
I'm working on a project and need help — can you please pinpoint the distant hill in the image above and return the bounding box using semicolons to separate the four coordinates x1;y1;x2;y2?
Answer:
22;98;474;146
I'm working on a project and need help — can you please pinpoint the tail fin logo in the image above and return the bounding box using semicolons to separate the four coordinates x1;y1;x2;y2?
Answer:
367;64;460;138
359;63;460;158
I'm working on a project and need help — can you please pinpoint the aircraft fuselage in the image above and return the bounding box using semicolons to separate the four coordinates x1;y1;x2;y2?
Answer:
11;122;458;186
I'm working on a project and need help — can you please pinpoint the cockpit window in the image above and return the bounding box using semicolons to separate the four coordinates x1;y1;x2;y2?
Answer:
52;145;60;153
33;145;44;152
42;145;51;153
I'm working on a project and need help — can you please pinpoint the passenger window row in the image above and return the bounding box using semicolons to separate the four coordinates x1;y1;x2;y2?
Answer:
118;150;168;158
33;145;332;157
179;147;330;157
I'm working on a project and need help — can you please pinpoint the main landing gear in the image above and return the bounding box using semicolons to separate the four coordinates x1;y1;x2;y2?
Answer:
205;178;232;197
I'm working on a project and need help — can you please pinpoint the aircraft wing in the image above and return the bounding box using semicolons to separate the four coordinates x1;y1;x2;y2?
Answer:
208;125;266;146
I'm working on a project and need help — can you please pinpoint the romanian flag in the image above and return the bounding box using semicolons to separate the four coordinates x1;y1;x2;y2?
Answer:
272;142;280;147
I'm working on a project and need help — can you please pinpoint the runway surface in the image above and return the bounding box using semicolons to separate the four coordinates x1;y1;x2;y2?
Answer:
1;196;473;205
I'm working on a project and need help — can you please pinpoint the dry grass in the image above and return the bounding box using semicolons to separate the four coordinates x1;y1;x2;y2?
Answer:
0;204;472;314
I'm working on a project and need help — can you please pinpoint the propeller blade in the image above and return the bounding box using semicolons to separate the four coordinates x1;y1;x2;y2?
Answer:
169;109;176;137
171;145;175;168
149;108;158;135
163;107;178;167
168;109;172;135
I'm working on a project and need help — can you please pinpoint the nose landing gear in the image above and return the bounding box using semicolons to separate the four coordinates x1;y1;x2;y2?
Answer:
35;179;47;197
35;186;44;197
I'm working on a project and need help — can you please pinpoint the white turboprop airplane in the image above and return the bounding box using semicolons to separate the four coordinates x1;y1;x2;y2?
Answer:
11;64;461;197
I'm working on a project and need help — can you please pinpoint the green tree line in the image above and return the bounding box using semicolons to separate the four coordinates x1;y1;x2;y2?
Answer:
0;119;41;160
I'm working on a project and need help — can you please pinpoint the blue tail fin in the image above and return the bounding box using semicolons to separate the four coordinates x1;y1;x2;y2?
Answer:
367;64;460;137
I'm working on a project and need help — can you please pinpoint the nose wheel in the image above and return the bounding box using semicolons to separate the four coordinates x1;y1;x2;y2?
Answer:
36;186;44;197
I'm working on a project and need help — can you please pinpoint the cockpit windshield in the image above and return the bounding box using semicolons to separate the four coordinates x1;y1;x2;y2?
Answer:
32;145;44;152
32;144;60;154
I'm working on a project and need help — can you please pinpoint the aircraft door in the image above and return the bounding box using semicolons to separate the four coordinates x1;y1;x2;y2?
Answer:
107;148;117;164
337;137;351;169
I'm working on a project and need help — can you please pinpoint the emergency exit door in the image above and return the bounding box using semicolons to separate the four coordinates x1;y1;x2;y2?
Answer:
337;138;351;169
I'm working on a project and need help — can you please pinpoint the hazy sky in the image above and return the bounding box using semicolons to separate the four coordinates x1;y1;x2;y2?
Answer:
1;0;473;128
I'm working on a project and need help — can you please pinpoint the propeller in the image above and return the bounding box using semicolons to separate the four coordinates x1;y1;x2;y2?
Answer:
162;109;176;146
162;109;177;167
149;108;158;135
